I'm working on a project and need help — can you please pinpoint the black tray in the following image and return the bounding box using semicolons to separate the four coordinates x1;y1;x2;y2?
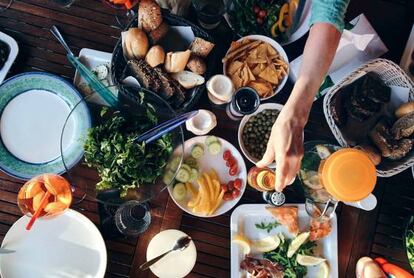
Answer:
111;10;217;113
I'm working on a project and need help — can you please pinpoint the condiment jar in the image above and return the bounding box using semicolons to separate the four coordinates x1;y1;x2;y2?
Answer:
299;141;377;218
248;166;285;206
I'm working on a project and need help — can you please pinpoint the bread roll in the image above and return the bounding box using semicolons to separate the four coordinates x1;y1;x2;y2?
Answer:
123;28;149;59
164;50;191;73
186;55;206;75
171;71;205;89
145;45;165;67
190;37;215;58
138;0;163;32
148;21;169;44
395;101;414;118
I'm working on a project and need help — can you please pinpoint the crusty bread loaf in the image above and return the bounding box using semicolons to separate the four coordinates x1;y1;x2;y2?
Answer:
138;0;163;32
186;55;206;75
148;21;169;44
164;50;191;73
171;70;205;89
189;37;215;58
395;101;414;118
145;45;165;67
123;28;149;59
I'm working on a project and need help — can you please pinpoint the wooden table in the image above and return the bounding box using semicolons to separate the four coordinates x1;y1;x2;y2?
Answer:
0;0;413;277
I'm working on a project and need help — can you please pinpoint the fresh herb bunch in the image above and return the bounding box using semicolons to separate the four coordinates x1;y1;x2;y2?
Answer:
264;238;316;278
255;221;280;233
84;99;173;197
229;0;287;40
406;218;414;271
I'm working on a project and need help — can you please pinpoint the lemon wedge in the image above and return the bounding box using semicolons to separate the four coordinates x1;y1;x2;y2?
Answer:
316;261;330;278
251;234;281;253
287;232;310;258
296;254;326;266
232;234;251;255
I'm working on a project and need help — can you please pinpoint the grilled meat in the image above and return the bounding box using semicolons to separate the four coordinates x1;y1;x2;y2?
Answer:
126;59;161;92
240;256;283;278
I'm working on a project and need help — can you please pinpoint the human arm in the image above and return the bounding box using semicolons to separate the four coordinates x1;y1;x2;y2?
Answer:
256;22;342;191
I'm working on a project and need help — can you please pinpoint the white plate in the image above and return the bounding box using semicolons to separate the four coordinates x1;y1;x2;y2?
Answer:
0;209;107;278
0;31;18;84
281;0;312;46
238;103;284;168
168;136;247;218
146;229;197;278
230;204;338;278
74;48;112;87
223;35;289;100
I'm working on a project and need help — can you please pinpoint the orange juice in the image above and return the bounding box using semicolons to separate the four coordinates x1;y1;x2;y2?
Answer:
319;148;377;202
17;174;72;218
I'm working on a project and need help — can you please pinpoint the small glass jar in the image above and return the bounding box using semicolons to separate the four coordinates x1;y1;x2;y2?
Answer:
248;166;285;206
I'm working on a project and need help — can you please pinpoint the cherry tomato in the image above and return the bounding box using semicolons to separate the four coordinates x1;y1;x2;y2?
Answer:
227;180;234;191
258;10;267;18
223;192;233;201
221;184;228;192
256;17;264;25
234;178;242;190
232;189;240;199
253;5;260;14
223;150;232;161
226;157;236;168
229;165;238;176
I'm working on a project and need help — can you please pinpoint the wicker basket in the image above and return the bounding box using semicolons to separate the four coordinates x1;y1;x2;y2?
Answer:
111;10;216;113
323;58;414;177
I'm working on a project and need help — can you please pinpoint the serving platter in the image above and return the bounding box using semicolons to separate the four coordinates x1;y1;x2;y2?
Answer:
168;136;247;218
0;72;91;180
0;31;18;84
0;209;107;278
231;204;338;278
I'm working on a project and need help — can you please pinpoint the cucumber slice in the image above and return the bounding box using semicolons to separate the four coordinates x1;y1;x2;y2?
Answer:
184;157;198;168
168;156;181;171
180;164;192;173
173;183;187;201
163;170;175;185
208;141;221;155
191;144;204;159
205;135;219;146
189;168;199;182
175;168;190;183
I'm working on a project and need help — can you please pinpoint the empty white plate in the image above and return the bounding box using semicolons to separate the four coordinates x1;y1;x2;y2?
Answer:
0;209;107;278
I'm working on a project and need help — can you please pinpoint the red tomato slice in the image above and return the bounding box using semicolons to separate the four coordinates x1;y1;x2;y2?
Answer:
229;165;238;176
223;192;233;201
231;189;240;199
223;150;232;161
226;157;236;168
220;184;228;192
227;181;234;191
234;178;242;190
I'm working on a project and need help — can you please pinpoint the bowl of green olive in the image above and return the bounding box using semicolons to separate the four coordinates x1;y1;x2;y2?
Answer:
238;103;283;168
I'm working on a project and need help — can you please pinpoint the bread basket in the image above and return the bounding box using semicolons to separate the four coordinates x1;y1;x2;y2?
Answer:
111;10;216;113
323;58;414;177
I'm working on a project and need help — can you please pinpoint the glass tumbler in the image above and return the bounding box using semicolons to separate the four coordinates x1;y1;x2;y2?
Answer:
115;201;151;237
192;0;225;29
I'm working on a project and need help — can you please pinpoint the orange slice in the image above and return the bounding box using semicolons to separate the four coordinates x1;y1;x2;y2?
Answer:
44;202;68;215
24;180;44;199
32;192;46;211
44;174;70;196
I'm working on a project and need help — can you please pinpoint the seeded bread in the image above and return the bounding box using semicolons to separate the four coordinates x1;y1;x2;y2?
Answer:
189;37;215;58
391;111;414;139
138;0;162;32
186;55;206;75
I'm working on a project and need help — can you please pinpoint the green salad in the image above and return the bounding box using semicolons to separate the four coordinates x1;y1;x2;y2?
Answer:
264;238;316;278
229;0;297;41
406;217;414;271
83;96;173;197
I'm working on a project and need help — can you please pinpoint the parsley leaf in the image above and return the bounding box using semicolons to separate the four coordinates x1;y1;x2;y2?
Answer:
255;221;280;233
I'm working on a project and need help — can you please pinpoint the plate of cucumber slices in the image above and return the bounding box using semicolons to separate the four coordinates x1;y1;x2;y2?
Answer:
167;135;247;218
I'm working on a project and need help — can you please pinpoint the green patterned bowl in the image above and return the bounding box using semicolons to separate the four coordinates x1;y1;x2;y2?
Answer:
0;72;91;180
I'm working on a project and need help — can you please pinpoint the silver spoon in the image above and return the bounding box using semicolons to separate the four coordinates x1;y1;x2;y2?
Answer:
139;236;192;271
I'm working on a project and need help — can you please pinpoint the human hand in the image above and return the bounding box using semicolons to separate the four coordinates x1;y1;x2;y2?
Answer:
256;107;305;192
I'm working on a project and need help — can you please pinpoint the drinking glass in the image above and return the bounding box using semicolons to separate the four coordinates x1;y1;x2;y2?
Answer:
115;201;151;236
192;0;225;29
18;174;72;219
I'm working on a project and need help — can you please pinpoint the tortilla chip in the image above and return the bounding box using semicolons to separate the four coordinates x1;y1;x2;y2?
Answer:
227;60;243;75
222;40;261;63
259;65;280;84
266;44;277;56
248;81;273;97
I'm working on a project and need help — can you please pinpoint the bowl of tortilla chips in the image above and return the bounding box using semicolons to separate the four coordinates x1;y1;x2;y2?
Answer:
222;35;289;100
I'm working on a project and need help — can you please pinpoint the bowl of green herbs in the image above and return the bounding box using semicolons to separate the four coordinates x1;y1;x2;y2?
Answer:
60;85;184;205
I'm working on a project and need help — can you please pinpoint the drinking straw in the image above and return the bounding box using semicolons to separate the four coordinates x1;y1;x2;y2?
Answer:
26;191;51;230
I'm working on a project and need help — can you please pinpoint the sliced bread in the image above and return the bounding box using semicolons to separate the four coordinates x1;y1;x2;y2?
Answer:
171;70;205;89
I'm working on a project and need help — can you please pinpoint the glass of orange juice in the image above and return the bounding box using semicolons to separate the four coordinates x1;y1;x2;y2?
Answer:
17;174;72;228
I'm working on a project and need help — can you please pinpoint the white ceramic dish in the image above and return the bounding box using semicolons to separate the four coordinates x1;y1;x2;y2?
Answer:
238;103;284;168
168;136;247;218
0;209;107;278
223;35;289;100
280;0;312;46
0;31;18;84
73;48;113;87
146;229;197;278
185;109;217;135
230;204;338;278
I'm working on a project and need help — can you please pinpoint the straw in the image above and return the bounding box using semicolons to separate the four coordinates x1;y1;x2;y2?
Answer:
26;191;51;230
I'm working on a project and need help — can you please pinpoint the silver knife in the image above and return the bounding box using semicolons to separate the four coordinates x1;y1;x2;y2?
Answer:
0;248;15;254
